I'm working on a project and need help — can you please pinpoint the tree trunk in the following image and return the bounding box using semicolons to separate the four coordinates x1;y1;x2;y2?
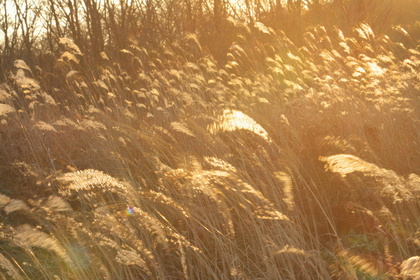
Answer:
214;0;223;34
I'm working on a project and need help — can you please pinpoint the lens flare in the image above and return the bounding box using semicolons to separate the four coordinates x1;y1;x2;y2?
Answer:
125;206;135;216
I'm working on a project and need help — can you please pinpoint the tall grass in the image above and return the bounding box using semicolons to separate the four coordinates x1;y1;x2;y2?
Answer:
1;17;420;279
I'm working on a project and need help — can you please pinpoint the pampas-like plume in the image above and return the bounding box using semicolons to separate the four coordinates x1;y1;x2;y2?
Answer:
58;169;132;207
170;121;196;137
0;104;16;117
320;154;385;177
59;38;83;56
208;109;272;143
400;256;420;279
4;199;30;214
319;154;416;203
204;156;237;173
61;51;79;64
115;249;147;268
273;171;295;212
0;194;11;209
44;195;73;212
12;224;73;266
0;194;29;214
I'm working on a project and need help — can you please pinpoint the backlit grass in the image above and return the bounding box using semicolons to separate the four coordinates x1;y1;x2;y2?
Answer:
1;6;420;278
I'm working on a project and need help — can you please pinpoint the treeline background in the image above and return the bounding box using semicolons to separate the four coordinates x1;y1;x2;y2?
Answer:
1;0;420;71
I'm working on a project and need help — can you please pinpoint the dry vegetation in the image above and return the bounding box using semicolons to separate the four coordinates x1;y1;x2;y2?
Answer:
1;0;420;279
